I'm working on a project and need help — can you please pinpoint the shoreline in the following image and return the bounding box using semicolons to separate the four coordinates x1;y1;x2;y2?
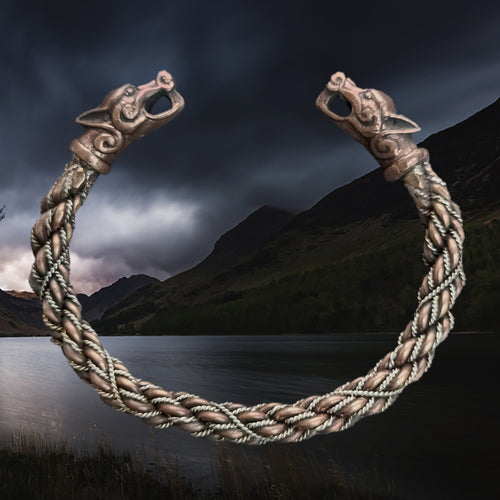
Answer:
1;426;397;500
0;330;496;339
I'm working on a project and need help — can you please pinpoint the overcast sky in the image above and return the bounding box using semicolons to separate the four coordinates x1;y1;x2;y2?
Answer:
1;0;499;294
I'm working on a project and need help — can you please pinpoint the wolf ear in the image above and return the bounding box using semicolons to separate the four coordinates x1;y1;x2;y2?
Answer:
75;107;111;128
382;114;420;134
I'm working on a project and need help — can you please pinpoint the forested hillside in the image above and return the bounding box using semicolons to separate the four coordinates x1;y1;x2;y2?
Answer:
91;97;499;335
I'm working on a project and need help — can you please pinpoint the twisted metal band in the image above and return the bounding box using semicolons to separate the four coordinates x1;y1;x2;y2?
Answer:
29;72;465;444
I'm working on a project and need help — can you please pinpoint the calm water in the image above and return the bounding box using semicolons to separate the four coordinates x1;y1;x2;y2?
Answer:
0;334;498;499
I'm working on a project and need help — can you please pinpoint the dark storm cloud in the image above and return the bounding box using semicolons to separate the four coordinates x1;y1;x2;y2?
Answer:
1;0;499;292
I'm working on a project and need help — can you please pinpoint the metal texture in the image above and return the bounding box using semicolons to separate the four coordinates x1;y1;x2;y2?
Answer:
316;72;429;182
30;71;465;444
69;70;184;174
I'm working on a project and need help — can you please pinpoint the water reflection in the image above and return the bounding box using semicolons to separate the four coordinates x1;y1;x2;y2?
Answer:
0;334;497;499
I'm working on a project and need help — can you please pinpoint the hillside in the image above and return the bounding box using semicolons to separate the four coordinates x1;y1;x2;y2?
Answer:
0;289;47;337
0;274;159;336
78;274;159;321
101;205;294;317
94;97;500;335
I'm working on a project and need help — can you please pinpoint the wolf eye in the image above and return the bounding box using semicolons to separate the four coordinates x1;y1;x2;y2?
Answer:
123;103;136;117
125;86;136;96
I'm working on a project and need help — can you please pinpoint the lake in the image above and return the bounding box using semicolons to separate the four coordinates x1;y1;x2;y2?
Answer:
0;333;498;499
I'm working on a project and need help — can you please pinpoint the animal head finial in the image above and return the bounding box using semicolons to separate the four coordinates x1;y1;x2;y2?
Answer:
70;70;184;174
316;72;428;181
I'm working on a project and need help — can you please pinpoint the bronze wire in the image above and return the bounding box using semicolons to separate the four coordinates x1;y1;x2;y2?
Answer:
29;71;465;444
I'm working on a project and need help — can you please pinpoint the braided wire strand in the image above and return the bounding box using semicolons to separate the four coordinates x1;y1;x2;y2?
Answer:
29;150;464;444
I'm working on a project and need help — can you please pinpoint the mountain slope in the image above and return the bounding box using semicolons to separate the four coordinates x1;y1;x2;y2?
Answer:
101;205;294;317
78;274;159;321
0;274;160;336
94;98;500;334
199;205;294;275
0;290;47;337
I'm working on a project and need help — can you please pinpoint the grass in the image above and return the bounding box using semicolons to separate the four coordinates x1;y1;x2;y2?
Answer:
0;427;403;499
0;427;196;500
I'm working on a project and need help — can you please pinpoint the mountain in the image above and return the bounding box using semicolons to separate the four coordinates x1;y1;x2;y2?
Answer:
198;205;294;275
0;289;47;337
0;274;159;337
100;206;294;321
77;274;159;321
94;97;500;335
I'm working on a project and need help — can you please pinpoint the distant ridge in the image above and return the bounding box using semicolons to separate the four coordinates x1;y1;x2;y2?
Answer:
0;274;160;336
288;97;500;232
78;274;160;321
200;205;295;274
101;205;294;317
0;289;46;336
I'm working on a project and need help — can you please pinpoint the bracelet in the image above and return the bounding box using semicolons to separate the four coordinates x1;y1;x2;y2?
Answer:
29;70;465;444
